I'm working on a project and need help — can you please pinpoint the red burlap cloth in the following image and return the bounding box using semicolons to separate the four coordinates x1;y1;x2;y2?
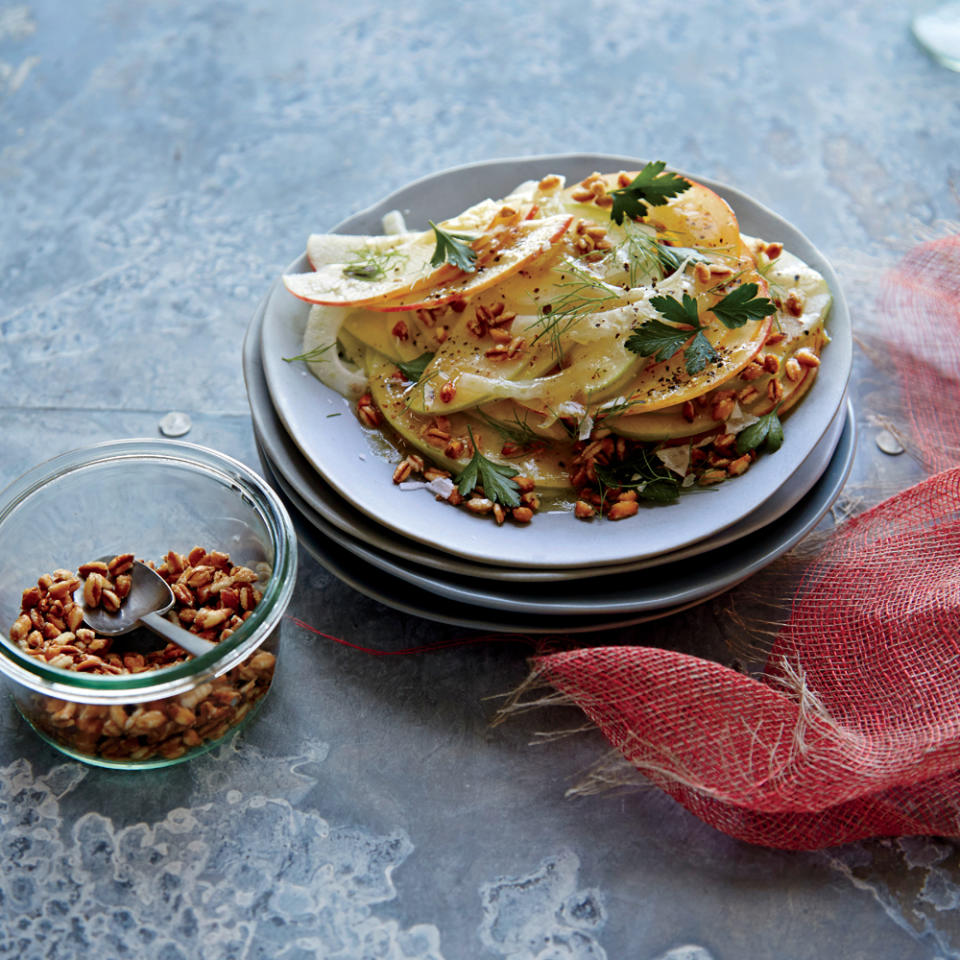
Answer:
529;236;960;849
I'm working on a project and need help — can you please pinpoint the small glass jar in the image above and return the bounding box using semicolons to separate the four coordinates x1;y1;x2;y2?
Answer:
0;440;297;769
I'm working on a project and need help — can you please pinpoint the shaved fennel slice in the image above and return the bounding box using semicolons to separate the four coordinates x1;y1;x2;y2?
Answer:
302;305;367;398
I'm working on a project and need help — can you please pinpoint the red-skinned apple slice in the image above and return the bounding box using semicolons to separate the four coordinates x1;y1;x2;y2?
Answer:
305;232;418;272
285;215;572;312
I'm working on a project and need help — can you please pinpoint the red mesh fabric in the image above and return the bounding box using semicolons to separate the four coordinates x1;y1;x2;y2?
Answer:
534;469;960;849
877;235;960;471
531;237;960;849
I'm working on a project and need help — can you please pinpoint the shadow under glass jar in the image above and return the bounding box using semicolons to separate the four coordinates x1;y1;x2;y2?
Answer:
0;440;297;769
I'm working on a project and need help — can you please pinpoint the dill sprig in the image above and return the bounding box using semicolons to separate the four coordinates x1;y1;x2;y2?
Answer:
595;445;684;505
342;244;409;281
756;255;788;299
402;370;440;411
283;341;337;363
603;223;710;287
530;259;623;362
611;224;664;287
475;408;549;452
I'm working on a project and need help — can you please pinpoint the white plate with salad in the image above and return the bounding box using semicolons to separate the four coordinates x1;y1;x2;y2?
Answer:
259;154;851;569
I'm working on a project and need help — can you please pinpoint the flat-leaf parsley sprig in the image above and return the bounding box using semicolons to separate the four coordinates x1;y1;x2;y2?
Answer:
429;221;478;273
626;283;777;376
736;404;784;455
709;282;777;328
456;427;522;507
594;446;683;505
609;161;692;226
626;293;717;375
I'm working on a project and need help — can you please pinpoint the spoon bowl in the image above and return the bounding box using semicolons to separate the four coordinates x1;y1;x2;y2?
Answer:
75;559;217;658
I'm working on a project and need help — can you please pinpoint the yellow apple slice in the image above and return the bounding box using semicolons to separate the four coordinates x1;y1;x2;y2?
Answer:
340;308;439;364
645;178;743;254
562;171;749;266
604;243;830;424
365;350;572;489
406;298;646;417
353;215;574;313
285;195;571;310
592;303;772;416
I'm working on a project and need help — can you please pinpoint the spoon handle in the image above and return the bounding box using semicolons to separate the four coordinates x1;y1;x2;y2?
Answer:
141;611;218;658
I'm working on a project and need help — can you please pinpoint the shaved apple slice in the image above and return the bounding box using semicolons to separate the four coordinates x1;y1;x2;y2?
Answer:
340;308;440;364
290;197;510;305
405;293;653;416
306;232;418;272
365;350;572;489
603;245;831;430
340;215;574;314
285;215;572;312
592;305;773;417
645;178;743;255
562;172;748;266
475;399;572;442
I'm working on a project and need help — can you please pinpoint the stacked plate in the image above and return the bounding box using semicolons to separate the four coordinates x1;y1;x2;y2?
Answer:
243;155;854;634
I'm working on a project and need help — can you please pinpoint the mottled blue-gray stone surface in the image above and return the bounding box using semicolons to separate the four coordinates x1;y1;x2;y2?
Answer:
2;1;960;958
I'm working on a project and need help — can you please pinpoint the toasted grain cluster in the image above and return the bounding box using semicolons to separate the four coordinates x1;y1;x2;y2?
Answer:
10;548;265;674
567;422;760;521
391;451;540;525
8;548;277;763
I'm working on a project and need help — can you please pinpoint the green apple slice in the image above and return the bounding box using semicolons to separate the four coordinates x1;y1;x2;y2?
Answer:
365;350;571;489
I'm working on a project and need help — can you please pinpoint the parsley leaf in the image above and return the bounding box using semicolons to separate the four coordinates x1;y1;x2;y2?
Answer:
429;221;478;273
710;282;776;329
650;292;700;327
625;318;694;365
625;293;718;375
456;427;522;507
735;405;784;456
396;352;435;383
684;330;718;375
595;446;682;504
609;161;691;225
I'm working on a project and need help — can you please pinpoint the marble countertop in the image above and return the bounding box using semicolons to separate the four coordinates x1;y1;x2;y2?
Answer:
2;1;959;957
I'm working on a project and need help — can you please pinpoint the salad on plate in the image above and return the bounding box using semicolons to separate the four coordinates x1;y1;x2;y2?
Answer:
282;164;830;526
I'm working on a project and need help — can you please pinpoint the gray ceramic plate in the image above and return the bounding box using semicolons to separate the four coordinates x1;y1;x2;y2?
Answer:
259;154;852;569
245;297;846;583
259;451;732;635
258;400;855;616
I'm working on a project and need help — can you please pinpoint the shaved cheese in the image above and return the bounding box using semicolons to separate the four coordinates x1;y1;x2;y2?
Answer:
426;476;456;499
578;413;594;441
724;402;760;434
656;444;692;477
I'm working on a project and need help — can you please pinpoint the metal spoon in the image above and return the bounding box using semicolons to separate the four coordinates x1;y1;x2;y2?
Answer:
74;560;217;658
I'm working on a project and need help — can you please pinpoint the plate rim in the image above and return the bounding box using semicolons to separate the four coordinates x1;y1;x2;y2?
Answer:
263;450;735;634
264;398;856;616
259;153;852;569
